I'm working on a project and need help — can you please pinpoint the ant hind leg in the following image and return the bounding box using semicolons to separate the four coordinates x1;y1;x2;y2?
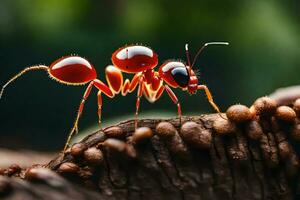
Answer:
63;81;94;152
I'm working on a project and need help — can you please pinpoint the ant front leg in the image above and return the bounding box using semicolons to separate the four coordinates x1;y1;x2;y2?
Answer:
197;85;223;117
64;81;94;151
164;85;182;124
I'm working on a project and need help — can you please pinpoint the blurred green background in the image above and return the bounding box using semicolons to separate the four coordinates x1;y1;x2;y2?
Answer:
0;0;300;150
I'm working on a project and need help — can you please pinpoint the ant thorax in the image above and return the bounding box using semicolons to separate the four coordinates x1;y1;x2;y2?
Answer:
112;45;158;73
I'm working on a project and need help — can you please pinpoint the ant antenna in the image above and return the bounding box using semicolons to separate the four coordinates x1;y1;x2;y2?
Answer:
185;44;192;74
185;44;192;67
191;42;229;68
0;65;48;100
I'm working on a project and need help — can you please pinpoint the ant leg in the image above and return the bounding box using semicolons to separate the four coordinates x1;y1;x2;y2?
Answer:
105;65;140;96
164;85;182;124
197;85;224;118
97;91;103;129
64;81;94;151
94;79;114;98
142;83;152;102
0;65;48;100
134;76;144;129
129;73;141;92
93;78;115;129
155;84;165;100
122;73;140;96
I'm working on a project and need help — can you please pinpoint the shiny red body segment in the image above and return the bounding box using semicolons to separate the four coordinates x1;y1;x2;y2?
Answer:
158;61;190;88
111;45;158;73
49;56;97;84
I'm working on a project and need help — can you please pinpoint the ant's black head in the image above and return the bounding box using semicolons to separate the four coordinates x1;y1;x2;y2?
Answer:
170;66;189;88
159;61;190;88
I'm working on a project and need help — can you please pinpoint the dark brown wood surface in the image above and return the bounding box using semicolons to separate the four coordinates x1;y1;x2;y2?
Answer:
2;96;300;200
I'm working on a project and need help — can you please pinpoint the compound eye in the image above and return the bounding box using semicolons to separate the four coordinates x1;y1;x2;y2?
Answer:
171;67;189;87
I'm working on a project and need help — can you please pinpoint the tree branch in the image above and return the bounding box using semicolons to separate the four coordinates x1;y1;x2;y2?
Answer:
1;97;300;200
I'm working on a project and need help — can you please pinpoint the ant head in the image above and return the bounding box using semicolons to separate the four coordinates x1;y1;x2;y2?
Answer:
158;61;190;89
183;42;229;93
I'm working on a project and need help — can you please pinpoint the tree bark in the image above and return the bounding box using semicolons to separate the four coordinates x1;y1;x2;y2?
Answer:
2;101;300;199
47;112;300;200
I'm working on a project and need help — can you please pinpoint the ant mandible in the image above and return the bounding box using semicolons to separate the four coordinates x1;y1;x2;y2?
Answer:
0;42;228;152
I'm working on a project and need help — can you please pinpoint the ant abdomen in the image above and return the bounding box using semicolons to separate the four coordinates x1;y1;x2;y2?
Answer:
49;56;97;85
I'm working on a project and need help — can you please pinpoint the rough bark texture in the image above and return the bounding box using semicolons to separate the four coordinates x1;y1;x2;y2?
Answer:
1;96;300;200
0;169;104;200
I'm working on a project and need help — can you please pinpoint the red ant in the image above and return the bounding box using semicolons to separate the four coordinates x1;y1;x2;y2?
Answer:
0;42;228;151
